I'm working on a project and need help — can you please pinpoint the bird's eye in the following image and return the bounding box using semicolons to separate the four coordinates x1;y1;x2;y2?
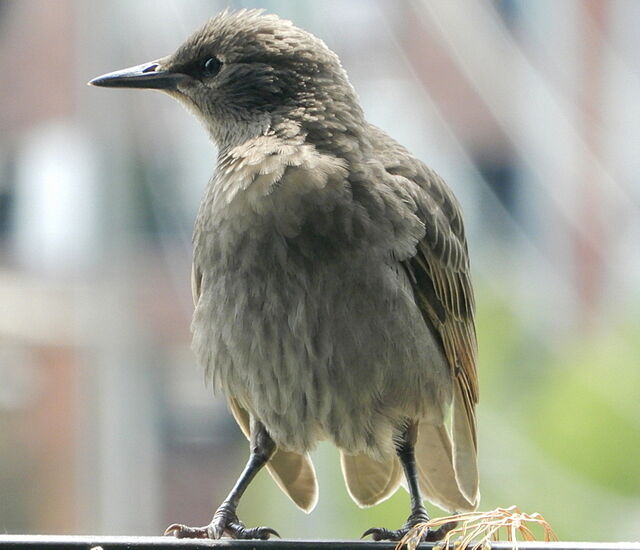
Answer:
202;57;222;77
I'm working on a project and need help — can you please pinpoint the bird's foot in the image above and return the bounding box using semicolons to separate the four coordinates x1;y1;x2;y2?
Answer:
164;503;279;540
363;509;457;542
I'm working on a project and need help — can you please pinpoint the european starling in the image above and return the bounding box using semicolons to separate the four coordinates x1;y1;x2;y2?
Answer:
90;9;479;541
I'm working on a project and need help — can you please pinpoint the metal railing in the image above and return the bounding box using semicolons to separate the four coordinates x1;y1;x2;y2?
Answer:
1;537;639;550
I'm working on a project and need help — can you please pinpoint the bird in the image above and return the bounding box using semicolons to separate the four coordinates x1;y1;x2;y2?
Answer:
90;9;479;541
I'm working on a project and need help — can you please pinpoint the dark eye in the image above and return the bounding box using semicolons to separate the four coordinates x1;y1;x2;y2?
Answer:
202;57;222;77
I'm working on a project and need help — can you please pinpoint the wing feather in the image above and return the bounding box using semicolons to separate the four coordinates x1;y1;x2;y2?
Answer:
370;124;479;507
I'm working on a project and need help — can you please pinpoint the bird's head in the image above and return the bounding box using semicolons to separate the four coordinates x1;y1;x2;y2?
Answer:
90;9;364;151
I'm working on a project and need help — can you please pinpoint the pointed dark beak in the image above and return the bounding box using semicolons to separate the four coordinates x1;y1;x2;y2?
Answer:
89;61;188;90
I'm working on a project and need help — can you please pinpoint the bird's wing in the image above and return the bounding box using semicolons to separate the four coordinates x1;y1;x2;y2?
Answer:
369;125;479;509
192;264;319;512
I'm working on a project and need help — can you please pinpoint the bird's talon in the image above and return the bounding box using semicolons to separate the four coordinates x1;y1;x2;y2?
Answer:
164;510;278;540
163;524;179;537
163;524;209;539
362;527;396;541
361;528;376;539
260;527;281;539
227;523;279;540
424;522;458;542
363;520;457;542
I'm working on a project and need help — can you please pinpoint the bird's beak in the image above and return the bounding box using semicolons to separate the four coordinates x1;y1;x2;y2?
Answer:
89;61;188;91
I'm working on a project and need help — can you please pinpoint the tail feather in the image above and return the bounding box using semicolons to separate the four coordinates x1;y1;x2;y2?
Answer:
228;399;319;513
452;383;480;505
416;422;478;512
340;451;403;507
266;448;319;513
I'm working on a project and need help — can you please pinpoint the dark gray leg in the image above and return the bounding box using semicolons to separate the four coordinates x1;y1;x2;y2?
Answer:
363;421;456;541
165;421;279;540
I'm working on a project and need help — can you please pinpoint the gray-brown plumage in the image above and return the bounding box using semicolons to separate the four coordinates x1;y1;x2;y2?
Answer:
90;9;479;540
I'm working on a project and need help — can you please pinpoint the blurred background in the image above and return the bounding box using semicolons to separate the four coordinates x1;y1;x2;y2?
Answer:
0;0;639;541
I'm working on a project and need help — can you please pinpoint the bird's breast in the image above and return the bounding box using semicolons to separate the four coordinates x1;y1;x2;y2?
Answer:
190;145;449;456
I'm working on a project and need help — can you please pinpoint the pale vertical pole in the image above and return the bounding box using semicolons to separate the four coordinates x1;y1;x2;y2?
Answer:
73;0;162;535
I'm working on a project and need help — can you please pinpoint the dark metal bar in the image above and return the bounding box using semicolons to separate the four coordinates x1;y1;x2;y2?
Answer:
0;537;639;550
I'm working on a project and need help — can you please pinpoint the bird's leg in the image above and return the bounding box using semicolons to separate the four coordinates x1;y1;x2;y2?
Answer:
165;420;279;540
363;421;457;541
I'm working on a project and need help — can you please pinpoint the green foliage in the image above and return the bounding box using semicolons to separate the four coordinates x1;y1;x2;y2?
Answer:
533;324;640;495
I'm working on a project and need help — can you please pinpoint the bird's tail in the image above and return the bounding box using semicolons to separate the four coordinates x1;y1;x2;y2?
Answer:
415;386;479;512
340;451;403;507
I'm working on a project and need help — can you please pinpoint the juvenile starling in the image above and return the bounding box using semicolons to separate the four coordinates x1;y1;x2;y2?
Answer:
90;9;479;541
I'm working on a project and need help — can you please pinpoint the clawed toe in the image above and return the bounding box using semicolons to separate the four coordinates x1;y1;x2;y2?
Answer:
362;527;404;541
164;524;210;539
424;522;458;541
362;520;457;542
229;523;280;540
218;508;279;539
164;516;279;540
